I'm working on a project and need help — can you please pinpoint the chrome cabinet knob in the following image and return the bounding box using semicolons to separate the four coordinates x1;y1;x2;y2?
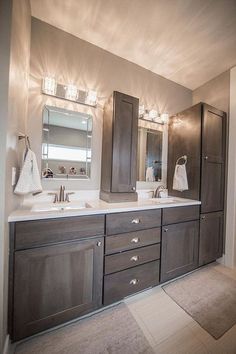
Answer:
97;241;102;247
201;216;206;220
131;237;140;243
129;279;139;285
130;255;139;262
164;228;168;232
131;218;140;224
131;186;136;191
204;156;208;160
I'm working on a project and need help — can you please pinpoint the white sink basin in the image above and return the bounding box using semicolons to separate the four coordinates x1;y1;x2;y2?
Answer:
31;201;92;212
149;197;176;204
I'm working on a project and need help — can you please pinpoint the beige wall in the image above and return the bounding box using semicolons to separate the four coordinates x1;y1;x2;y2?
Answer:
0;1;12;350
0;0;31;351
28;18;192;191
193;70;230;114
227;67;236;268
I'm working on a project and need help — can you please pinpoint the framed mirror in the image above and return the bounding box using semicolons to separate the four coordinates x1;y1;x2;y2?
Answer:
42;105;92;180
137;119;167;184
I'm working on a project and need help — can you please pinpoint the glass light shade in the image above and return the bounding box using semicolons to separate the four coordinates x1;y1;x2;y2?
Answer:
149;109;158;119
65;84;78;101
42;77;57;95
86;90;97;105
161;113;169;124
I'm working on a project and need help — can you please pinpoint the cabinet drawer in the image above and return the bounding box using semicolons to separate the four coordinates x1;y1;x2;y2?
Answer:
105;244;160;274
162;206;200;225
105;228;160;254
14;215;105;250
106;209;161;235
103;260;160;305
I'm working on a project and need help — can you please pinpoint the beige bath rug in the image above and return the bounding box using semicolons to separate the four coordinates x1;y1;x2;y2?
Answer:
15;303;154;354
162;266;236;339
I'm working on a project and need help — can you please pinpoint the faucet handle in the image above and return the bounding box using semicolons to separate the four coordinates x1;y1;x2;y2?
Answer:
48;192;59;203
65;192;75;202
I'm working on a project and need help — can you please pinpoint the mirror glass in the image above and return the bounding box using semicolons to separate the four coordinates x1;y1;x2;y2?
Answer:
138;122;163;182
42;106;92;179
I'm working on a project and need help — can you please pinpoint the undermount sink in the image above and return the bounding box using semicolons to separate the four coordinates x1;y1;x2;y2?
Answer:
31;201;92;212
149;197;176;204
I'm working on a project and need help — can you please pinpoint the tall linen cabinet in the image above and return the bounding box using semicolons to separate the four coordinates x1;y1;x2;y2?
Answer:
167;103;227;266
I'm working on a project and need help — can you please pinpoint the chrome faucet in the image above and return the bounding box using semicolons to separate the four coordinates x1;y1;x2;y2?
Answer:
59;185;65;202
48;185;75;203
153;185;166;198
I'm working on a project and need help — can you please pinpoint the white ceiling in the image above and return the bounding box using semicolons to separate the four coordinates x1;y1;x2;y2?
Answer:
30;0;236;90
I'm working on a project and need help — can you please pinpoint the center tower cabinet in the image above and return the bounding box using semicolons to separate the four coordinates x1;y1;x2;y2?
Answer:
100;91;139;202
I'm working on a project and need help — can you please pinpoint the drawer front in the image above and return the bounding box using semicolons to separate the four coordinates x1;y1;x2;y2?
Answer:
14;215;105;250
103;260;160;305
162;206;200;225
106;209;161;235
105;228;161;254
105;244;160;274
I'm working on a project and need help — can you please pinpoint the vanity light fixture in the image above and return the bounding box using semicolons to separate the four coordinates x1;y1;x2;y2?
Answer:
139;104;168;125
42;76;57;96
86;90;97;106
65;84;78;101
160;113;169;124
41;76;97;107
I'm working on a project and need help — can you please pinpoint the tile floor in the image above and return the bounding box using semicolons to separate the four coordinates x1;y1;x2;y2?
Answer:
125;263;236;354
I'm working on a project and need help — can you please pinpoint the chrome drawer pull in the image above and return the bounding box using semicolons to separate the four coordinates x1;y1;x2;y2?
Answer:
130;279;139;285
130;255;139;262
97;241;102;247
131;237;140;243
131;218;140;224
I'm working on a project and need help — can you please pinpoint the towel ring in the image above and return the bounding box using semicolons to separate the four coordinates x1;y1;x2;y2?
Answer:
176;155;187;165
18;133;31;149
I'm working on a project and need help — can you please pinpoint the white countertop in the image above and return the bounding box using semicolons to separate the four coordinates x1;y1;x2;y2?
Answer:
8;197;201;222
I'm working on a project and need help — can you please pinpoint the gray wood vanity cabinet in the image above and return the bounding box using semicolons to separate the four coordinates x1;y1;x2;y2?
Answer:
9;215;105;341
168;103;226;266
9;204;201;341
104;209;162;305
161;206;200;282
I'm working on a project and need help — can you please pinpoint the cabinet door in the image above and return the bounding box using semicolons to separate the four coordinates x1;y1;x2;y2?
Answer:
111;91;138;193
199;212;223;266
161;221;199;282
13;237;104;340
201;105;226;213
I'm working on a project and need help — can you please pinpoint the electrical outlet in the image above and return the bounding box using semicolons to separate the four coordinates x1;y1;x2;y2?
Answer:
12;167;17;186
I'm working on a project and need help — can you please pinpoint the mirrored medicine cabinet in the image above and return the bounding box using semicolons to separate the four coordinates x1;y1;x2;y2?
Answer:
137;119;166;183
42;105;92;180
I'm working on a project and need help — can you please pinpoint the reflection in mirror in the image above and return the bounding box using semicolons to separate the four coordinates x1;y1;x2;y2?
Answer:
138;123;163;182
42;106;92;179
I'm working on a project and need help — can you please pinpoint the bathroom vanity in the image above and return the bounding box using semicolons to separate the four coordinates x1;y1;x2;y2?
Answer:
8;96;226;341
8;198;202;341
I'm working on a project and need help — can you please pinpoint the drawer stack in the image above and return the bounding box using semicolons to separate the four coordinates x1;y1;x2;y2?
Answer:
104;209;161;305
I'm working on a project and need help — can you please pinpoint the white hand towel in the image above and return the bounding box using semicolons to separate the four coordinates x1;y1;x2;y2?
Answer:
146;166;155;182
173;164;188;192
14;149;42;195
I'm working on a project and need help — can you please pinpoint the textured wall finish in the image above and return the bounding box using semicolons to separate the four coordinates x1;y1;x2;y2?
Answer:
0;0;31;351
28;18;192;191
193;71;230;114
30;0;236;90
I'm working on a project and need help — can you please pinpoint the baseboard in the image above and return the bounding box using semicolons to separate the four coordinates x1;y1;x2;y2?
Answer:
3;335;15;354
3;335;9;354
